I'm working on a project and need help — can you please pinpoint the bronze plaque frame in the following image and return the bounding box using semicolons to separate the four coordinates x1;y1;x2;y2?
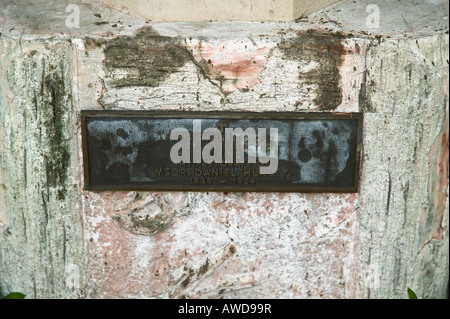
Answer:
81;111;363;193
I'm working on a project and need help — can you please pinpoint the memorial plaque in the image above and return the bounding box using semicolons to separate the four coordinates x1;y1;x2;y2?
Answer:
81;111;362;192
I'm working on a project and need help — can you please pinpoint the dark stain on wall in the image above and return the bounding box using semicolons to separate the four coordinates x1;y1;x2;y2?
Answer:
278;30;346;110
86;27;192;88
41;56;71;201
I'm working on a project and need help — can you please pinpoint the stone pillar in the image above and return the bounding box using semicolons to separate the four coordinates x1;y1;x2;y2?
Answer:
0;0;448;299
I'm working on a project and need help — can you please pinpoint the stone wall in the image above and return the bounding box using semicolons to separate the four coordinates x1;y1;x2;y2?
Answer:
0;0;448;299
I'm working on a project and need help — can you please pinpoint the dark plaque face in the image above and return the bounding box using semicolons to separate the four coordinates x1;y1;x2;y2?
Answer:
81;111;362;192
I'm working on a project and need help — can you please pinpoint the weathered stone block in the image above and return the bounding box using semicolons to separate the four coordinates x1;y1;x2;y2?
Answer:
0;0;448;299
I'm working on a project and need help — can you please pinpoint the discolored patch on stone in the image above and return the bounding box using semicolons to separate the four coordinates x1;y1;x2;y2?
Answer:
278;30;346;110
94;26;193;89
419;108;449;251
186;39;275;93
112;191;188;235
42;71;71;200
113;198;172;235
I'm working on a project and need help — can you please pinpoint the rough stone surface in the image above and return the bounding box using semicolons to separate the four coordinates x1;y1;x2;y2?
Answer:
0;0;448;299
357;34;449;298
0;39;84;298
